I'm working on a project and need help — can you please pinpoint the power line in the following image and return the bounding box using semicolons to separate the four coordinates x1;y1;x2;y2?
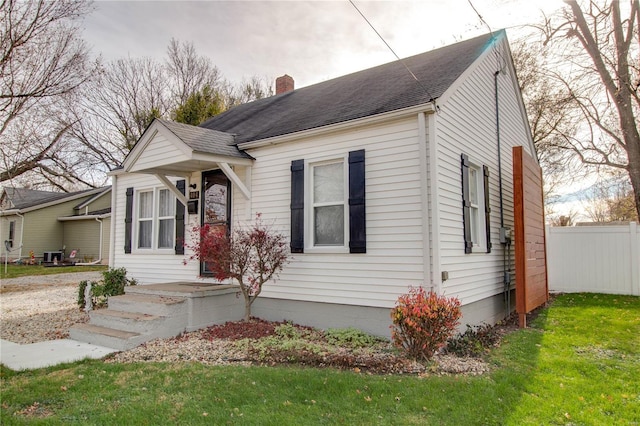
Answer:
466;0;507;73
467;0;494;36
348;0;435;103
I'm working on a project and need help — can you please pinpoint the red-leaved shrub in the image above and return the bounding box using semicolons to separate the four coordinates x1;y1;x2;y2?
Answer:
390;287;461;360
184;214;289;321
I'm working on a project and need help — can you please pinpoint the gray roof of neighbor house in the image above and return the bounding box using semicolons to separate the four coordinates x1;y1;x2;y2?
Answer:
87;207;111;216
1;187;107;210
200;31;498;144
158;119;252;159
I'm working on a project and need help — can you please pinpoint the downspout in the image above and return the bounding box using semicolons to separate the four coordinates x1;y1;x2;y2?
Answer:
495;71;505;230
16;211;24;260
495;69;512;317
74;217;103;265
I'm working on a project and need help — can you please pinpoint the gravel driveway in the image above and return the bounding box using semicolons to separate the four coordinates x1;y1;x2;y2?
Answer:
0;271;102;344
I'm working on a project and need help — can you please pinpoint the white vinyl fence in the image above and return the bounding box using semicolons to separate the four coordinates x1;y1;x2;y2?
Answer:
546;222;639;296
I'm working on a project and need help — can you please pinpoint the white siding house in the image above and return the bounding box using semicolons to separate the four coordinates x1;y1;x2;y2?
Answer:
109;30;539;335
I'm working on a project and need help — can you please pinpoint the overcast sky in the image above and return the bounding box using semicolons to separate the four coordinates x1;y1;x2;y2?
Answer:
81;0;591;216
81;0;564;89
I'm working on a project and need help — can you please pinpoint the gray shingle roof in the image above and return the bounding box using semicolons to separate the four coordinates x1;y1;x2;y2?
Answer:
1;187;104;210
157;119;251;159
87;207;111;216
200;32;498;144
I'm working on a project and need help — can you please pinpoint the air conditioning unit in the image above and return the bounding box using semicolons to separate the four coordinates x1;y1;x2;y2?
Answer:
43;251;63;263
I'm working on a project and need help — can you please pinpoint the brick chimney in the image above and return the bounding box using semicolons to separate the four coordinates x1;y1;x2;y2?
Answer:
275;74;294;95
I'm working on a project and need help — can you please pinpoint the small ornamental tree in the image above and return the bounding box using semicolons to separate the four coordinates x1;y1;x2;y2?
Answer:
390;287;461;360
185;214;289;321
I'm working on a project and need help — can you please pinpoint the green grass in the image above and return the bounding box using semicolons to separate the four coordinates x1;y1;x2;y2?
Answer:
502;293;640;425
0;264;107;279
1;293;638;425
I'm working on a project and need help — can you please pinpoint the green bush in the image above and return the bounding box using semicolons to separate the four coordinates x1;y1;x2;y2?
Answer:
324;327;385;348
102;267;137;296
77;267;137;309
390;286;461;360
274;323;303;339
446;323;501;358
240;336;327;362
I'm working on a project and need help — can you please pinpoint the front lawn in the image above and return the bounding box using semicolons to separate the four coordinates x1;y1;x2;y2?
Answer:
0;264;107;279
1;293;638;424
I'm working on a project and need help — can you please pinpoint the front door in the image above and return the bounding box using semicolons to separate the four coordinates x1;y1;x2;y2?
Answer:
201;169;231;276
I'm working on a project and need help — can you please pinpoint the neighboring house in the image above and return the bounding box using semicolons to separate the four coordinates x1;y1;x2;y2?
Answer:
109;31;541;335
0;186;111;264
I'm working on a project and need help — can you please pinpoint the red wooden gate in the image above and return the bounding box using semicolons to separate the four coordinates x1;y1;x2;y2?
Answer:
513;146;548;327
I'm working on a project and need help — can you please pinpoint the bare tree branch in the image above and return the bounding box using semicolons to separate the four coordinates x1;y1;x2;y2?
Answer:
519;0;640;217
0;0;96;187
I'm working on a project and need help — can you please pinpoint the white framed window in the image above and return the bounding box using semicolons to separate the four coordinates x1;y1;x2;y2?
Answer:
135;187;175;251
462;154;491;253
307;158;348;251
468;165;485;249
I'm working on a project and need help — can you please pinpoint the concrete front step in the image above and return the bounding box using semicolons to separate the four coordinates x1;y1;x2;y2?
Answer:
71;294;190;350
70;283;245;351
108;293;187;317
126;283;239;298
89;310;165;334
69;323;142;351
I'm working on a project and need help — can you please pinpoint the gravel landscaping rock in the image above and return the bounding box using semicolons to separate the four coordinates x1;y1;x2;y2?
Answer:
0;272;100;343
1;273;493;375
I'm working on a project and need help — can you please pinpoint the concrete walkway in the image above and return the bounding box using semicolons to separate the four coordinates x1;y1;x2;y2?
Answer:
0;338;117;371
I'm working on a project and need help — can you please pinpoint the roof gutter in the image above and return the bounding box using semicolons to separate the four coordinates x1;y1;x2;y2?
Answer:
238;103;437;150
57;213;110;221
0;209;20;217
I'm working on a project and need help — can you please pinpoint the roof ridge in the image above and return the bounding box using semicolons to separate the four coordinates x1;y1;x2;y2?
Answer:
199;31;499;144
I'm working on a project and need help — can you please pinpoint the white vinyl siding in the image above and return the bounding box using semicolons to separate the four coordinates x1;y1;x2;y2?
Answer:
128;133;190;173
435;38;534;305
242;117;426;308
112;173;204;284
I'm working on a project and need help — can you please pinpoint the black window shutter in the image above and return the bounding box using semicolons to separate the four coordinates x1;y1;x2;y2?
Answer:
175;180;186;255
483;165;492;253
461;154;473;254
124;187;133;254
348;149;366;253
290;160;304;253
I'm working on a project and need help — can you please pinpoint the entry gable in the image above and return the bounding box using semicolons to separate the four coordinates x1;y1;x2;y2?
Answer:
122;119;252;176
123;120;194;174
